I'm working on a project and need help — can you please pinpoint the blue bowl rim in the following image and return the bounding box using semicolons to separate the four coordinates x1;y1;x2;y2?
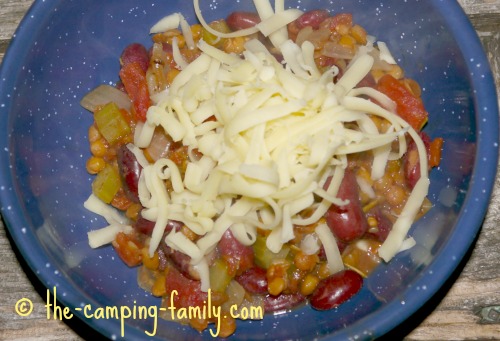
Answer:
0;0;498;340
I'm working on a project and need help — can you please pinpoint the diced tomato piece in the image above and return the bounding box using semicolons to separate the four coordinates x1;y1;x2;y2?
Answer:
429;137;444;167
168;146;190;168
218;229;254;276
112;232;143;267
324;170;368;242
264;293;306;313
164;265;208;309
377;74;428;131
119;61;151;122
110;188;133;211
404;132;443;188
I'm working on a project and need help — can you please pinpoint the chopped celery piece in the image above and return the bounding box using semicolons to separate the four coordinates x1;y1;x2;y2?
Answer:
94;102;131;144
209;258;233;293
252;235;290;269
92;164;121;203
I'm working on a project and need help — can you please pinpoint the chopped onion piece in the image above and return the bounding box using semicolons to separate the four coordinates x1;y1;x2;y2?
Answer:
377;41;397;64
172;37;188;70
150;13;181;34
80;84;131;112
300;234;320;255
356;175;375;199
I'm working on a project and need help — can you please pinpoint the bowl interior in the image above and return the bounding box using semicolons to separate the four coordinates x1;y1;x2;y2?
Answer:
0;0;498;340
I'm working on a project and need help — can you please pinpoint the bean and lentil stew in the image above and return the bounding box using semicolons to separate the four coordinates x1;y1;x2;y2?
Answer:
82;1;443;337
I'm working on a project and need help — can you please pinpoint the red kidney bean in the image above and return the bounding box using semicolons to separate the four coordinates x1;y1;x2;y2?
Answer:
404;141;420;189
166;219;184;232
134;217;182;236
324;170;369;242
295;9;330;30
157;248;168;271
235;266;268;294
314;56;348;84
356;72;376;88
309;269;363;310
365;208;392;242
121;43;149;72
316;55;338;68
145;130;174;161
164;264;208;308
134;216;154;235
264;293;306;313
162;243;201;280
287;20;300;41
218;229;254;275
404;132;431;189
117;145;142;202
226;11;261;31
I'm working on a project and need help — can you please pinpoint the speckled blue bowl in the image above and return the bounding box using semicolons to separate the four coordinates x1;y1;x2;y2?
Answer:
0;0;498;340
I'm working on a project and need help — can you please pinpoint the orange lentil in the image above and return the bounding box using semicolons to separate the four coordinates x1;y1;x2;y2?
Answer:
166;68;181;85
317;262;331;280
90;138;108;157
151;273;167;297
336;24;350;35
217;315;236;338
294;252;319;272
386;185;407;207
339;34;356;49
300;274;320;296
190;24;203;41
125;203;142;220
367;216;378;228
142;248;160;270
350;24;367;45
388;64;404;80
223;36;246;54
86;156;105;174
268;277;286;296
88;124;101;143
189;317;209;332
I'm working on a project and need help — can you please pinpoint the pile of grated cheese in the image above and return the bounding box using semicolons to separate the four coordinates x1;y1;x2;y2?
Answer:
85;0;430;292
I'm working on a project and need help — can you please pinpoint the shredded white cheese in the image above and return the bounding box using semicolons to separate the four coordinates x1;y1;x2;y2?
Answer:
87;0;431;292
84;194;128;225
315;223;344;275
88;224;133;249
84;194;133;248
134;29;429;288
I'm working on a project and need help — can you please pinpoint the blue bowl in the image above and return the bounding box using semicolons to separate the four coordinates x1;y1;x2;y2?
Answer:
1;0;498;339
